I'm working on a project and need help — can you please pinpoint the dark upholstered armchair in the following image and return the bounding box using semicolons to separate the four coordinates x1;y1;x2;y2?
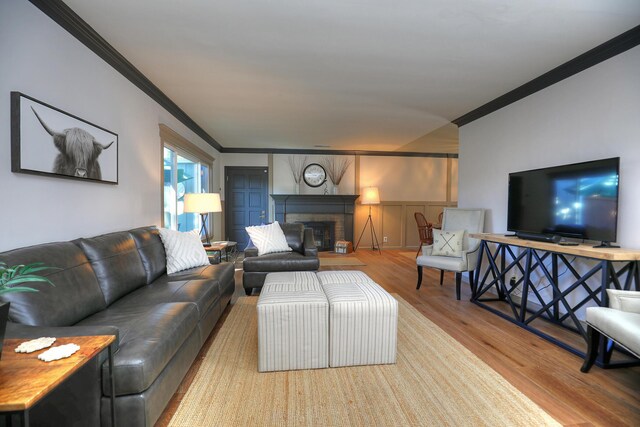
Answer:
243;222;319;295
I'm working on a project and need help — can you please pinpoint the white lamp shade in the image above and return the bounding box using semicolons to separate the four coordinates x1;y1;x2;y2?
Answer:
360;187;380;205
183;193;222;213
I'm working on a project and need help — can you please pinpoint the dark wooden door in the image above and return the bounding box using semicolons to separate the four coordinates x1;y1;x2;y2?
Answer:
224;167;269;249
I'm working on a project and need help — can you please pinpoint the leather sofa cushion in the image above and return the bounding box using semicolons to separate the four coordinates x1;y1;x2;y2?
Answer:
75;231;147;306
76;302;199;396
168;262;235;286
281;223;305;254
243;252;320;272
115;278;220;320
0;242;106;326
129;226;167;284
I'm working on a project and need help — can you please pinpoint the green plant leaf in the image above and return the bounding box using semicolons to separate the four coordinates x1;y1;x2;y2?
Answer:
4;276;55;287
0;286;40;295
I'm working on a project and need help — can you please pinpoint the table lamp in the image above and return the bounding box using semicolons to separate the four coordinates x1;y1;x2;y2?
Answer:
184;193;222;246
355;186;381;254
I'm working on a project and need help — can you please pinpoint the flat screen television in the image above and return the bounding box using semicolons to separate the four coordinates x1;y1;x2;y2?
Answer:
507;157;619;244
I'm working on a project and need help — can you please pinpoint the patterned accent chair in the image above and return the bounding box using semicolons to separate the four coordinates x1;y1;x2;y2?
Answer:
416;208;485;300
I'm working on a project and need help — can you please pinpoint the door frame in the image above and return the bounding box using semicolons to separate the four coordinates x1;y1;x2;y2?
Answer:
224;166;270;242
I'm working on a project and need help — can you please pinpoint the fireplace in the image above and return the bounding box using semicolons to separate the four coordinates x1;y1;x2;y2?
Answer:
299;221;335;251
271;195;359;244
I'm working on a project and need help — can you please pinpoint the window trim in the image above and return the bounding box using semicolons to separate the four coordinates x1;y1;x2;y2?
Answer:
160;124;215;230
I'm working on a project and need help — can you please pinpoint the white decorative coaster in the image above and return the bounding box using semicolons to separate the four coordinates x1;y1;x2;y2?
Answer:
15;337;56;353
38;344;80;362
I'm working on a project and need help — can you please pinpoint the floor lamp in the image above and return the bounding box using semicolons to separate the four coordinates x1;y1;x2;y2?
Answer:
355;186;382;254
184;193;222;246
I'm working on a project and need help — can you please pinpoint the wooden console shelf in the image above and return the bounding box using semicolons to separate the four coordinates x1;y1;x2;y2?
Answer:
469;233;640;368
470;233;640;261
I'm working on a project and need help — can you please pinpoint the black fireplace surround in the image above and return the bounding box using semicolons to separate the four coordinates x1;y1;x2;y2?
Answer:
271;194;359;243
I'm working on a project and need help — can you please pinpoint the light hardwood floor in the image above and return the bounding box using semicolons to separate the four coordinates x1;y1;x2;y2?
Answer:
156;250;640;426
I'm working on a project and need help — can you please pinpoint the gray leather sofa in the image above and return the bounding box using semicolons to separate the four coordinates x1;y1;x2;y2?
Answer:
243;223;319;295
0;226;235;427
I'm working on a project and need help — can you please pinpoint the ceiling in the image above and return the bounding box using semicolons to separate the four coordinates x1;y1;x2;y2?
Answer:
63;0;640;153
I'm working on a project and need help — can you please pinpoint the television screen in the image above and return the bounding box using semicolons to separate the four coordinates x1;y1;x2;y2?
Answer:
507;158;619;243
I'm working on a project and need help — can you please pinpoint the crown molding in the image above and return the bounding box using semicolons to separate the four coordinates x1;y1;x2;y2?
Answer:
453;25;640;127
220;147;457;158
28;0;223;152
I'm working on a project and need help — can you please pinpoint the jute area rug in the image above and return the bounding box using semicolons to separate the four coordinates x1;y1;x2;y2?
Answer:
168;296;559;427
319;257;366;267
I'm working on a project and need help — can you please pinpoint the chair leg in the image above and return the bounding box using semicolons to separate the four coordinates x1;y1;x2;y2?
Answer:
469;270;475;298
415;245;421;258
581;325;601;373
455;272;462;300
439;270;444;286
416;266;423;290
603;338;615;365
244;288;253;296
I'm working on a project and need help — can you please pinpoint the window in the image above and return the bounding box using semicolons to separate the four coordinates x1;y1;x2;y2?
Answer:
160;125;215;234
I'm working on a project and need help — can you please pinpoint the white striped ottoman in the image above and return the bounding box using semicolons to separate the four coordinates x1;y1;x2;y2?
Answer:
257;272;329;372
318;271;398;367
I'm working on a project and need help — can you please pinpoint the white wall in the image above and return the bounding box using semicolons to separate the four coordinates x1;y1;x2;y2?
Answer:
360;156;451;202
458;46;640;318
272;154;356;195
459;46;640;248
0;1;220;251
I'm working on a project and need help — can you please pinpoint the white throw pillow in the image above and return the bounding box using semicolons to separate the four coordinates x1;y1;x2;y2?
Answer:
431;229;465;257
158;228;210;274
245;221;292;256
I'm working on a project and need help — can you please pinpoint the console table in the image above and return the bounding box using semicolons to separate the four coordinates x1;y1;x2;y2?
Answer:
470;233;640;367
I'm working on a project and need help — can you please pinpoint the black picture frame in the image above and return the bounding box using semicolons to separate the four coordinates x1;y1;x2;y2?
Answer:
11;92;119;184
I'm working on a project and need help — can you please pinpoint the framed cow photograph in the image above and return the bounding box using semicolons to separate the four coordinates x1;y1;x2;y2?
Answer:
11;92;118;184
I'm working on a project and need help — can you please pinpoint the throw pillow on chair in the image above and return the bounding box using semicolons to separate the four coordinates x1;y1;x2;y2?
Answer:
245;221;293;256
431;229;465;257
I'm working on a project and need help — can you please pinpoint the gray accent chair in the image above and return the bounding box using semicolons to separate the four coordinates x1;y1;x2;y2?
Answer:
581;289;640;372
243;222;319;295
0;226;235;427
416;208;485;300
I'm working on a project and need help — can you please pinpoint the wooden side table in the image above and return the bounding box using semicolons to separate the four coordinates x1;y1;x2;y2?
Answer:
0;335;116;426
205;241;238;264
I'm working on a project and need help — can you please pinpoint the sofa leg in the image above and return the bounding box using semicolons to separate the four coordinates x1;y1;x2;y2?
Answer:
416;266;423;290
244;288;253;296
455;273;461;300
439;270;444;286
581;325;601;373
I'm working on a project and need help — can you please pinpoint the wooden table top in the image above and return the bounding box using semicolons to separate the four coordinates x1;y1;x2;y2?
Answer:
0;335;115;412
205;241;237;251
470;233;640;262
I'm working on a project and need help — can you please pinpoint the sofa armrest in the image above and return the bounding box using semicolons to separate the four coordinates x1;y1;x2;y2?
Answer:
303;228;318;258
244;245;259;258
462;243;482;271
